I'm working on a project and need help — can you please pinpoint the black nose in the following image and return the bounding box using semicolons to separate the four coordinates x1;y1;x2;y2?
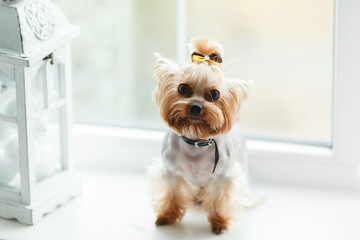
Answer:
190;104;202;116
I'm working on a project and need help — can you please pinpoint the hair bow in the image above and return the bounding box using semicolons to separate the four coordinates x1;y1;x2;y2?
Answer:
191;52;222;68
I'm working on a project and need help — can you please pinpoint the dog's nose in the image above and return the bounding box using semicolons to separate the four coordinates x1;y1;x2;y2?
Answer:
190;104;202;116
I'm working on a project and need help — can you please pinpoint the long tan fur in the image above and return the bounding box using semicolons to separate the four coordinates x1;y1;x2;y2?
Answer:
153;37;250;139
149;161;196;225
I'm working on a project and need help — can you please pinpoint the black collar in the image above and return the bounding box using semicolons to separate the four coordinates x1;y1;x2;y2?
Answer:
180;136;220;173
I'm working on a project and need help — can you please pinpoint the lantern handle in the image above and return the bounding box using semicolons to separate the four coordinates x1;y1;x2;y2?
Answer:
43;53;54;65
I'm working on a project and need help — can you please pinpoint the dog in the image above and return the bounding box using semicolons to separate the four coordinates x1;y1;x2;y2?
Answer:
150;37;254;234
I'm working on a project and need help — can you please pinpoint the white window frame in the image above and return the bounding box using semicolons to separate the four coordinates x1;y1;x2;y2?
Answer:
73;0;360;190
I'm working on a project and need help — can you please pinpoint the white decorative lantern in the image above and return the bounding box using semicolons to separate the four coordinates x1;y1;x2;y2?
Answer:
0;0;81;224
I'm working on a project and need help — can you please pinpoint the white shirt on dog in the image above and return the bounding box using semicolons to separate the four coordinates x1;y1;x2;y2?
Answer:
161;124;247;187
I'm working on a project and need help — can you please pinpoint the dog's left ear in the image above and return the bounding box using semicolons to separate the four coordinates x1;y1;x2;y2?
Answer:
228;79;253;103
153;53;179;105
225;79;253;121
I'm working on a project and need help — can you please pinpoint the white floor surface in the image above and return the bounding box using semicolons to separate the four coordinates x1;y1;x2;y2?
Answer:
0;168;359;240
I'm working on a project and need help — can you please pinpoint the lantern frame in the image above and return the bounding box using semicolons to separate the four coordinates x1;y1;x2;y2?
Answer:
0;0;81;225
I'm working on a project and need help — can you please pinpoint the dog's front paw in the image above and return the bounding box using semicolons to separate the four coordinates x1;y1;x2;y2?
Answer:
211;223;228;234
155;215;177;226
209;216;230;234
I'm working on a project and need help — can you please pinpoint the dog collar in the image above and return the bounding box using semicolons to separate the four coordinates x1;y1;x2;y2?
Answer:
180;136;219;173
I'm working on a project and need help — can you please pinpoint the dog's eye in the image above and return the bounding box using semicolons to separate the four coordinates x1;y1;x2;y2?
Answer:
206;90;220;101
178;84;192;97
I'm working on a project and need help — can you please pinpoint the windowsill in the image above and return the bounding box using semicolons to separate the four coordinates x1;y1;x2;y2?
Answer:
72;124;359;190
0;168;359;240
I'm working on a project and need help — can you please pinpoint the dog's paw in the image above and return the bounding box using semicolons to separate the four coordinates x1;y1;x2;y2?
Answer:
155;216;177;226
211;224;228;234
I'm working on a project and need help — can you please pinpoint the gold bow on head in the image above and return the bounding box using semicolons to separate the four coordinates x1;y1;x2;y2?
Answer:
191;52;222;68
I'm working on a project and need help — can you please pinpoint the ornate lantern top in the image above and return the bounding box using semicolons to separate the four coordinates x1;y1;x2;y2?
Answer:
0;0;78;58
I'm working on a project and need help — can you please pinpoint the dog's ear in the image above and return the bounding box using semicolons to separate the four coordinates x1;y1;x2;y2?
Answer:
224;79;253;121
153;53;179;105
229;79;253;102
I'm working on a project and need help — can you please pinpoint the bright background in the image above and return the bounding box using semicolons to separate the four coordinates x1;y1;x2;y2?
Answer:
53;0;334;145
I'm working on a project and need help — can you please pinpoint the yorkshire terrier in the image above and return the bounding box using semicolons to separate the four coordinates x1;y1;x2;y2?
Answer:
151;37;254;234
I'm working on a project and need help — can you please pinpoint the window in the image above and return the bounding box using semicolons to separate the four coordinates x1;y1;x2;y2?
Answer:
55;0;360;189
55;0;334;146
187;0;334;145
54;0;175;129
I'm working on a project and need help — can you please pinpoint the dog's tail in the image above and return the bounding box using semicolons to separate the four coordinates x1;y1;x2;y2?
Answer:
189;37;224;66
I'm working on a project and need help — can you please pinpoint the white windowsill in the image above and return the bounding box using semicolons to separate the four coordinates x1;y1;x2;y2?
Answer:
0;124;359;238
72;124;359;190
0;168;359;240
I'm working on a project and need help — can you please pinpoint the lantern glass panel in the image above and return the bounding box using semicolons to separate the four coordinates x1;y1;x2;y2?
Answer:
34;108;62;182
0;71;17;117
32;63;46;111
48;63;63;103
0;122;20;189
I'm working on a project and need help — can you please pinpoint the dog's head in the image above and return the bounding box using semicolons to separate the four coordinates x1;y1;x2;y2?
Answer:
153;37;251;139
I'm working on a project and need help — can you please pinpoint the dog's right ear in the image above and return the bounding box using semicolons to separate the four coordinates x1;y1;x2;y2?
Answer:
153;53;179;105
153;53;178;84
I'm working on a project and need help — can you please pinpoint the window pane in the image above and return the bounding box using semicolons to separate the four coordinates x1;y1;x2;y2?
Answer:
187;0;334;144
53;0;176;129
55;0;333;145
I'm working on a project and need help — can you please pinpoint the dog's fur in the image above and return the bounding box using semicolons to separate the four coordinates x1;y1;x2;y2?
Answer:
151;37;253;234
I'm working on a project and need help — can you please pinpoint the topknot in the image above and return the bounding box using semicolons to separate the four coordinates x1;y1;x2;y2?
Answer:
189;37;224;64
